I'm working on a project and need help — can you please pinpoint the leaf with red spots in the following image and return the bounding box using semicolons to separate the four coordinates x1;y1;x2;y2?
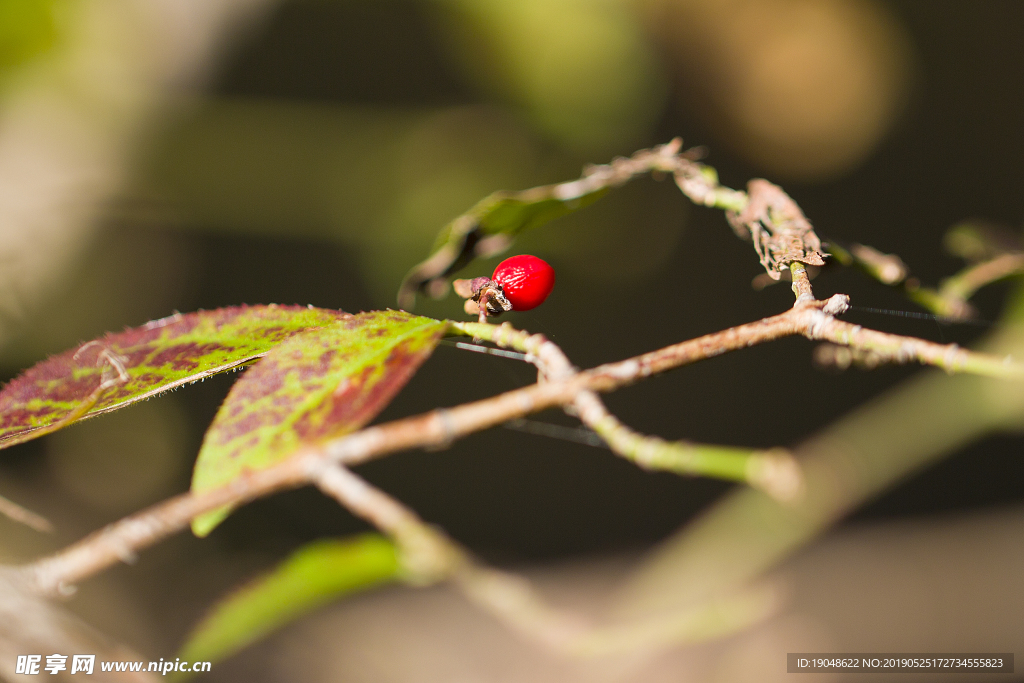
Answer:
190;310;448;537
0;305;349;449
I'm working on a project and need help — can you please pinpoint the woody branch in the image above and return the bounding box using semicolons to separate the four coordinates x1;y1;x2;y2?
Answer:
21;275;1023;598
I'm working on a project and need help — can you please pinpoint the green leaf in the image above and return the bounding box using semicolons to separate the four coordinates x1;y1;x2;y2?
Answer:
190;310;447;536
0;305;348;449
177;535;398;674
397;141;692;308
398;180;609;308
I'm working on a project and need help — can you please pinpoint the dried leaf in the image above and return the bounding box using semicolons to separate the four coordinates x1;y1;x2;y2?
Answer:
727;179;826;279
0;305;348;449
190;310;447;536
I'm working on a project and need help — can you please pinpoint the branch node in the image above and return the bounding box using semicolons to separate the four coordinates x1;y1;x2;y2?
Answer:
746;449;804;503
822;294;851;316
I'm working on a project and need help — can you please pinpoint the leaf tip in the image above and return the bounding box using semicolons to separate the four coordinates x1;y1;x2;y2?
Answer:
191;506;230;538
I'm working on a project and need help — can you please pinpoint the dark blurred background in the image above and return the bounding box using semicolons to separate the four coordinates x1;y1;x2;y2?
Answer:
0;0;1021;677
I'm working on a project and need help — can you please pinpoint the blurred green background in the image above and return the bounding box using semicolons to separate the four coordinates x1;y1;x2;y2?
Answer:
0;0;1021;680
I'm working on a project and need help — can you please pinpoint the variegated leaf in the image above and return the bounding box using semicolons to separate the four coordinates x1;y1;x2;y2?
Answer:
190;310;447;536
0;305;348;448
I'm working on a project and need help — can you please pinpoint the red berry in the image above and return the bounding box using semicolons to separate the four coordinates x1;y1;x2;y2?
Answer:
492;255;555;311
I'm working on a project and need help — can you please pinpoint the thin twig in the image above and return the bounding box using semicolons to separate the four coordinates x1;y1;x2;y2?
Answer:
312;463;592;648
828;238;1024;320
789;262;815;304
313;463;462;585
939;252;1024;302
0;493;53;533
25;460;313;595
454;322;804;500
572;391;803;501
313;462;776;655
826;240;909;286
